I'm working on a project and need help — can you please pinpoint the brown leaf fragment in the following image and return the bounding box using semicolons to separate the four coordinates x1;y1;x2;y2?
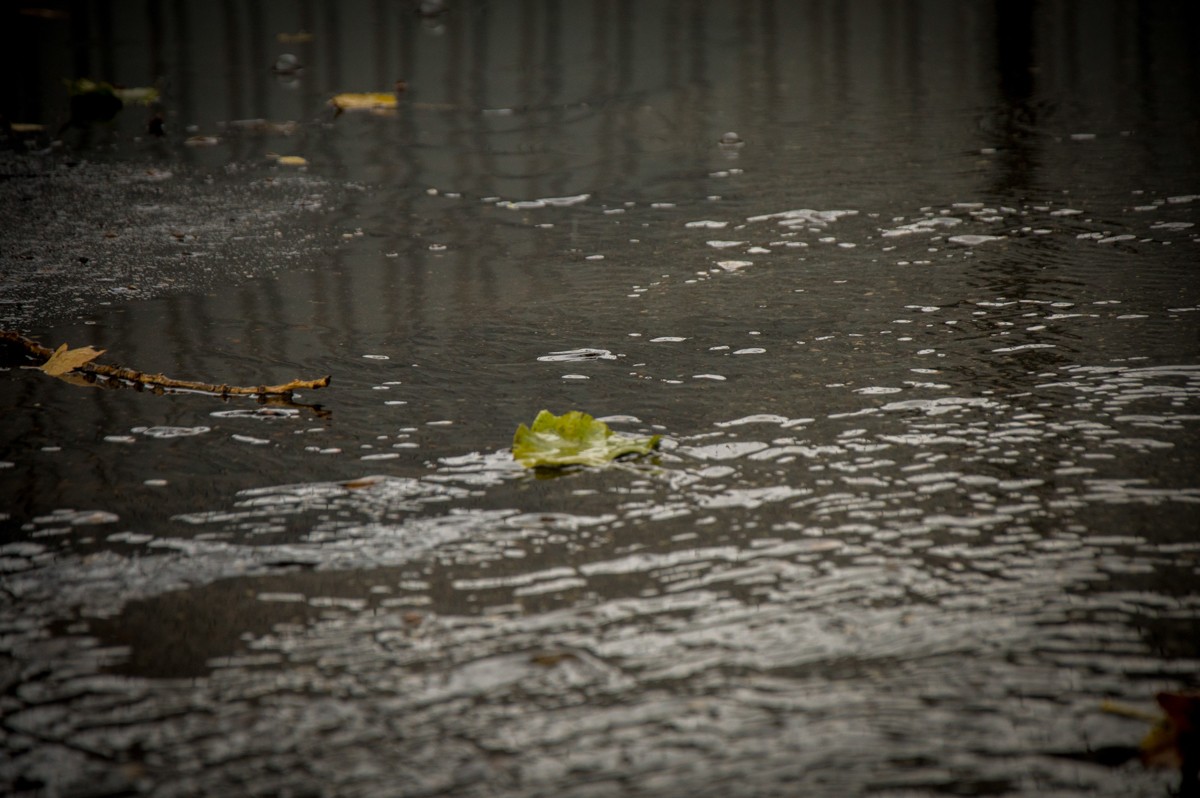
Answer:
1141;691;1200;773
40;343;106;376
343;476;384;490
530;651;579;668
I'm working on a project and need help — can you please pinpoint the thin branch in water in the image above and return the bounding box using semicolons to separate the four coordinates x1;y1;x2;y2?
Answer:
1;330;331;404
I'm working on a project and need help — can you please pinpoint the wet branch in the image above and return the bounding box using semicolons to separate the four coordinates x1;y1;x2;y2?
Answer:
1;330;331;399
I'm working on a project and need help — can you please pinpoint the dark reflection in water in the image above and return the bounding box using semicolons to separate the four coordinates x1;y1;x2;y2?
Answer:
2;1;1200;797
991;0;1038;194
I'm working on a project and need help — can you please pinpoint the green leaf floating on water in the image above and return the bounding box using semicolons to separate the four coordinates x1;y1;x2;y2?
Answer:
513;410;661;468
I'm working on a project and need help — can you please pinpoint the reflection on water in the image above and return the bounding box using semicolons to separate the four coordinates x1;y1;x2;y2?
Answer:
2;1;1199;796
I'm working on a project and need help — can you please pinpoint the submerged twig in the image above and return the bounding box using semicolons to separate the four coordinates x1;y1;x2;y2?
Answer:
1;330;331;400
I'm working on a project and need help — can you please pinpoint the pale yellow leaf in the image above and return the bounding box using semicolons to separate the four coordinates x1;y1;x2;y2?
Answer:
40;344;106;376
329;92;398;111
112;86;160;106
275;155;308;166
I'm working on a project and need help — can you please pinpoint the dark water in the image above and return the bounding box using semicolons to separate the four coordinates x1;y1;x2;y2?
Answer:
2;1;1199;796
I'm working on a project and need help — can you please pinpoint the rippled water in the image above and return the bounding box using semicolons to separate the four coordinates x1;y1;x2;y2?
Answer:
2;1;1199;796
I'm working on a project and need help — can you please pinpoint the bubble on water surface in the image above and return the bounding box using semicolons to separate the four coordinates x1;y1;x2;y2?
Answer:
686;220;728;229
882;397;1002;415
257;592;306;603
33;509;119;526
211;408;300;420
747;209;858;228
596;415;643;425
684;441;769;460
715;415;813;428
991;343;1056;353
362;354;389;360
692;374;726;381
880;217;961;237
537;348;617;362
948;234;1005;245
133;425;212;439
107;531;153;544
650;336;687;343
497;193;590;210
706;240;745;248
231;434;271;445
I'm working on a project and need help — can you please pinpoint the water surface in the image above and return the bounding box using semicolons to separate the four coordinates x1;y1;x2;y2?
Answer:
2;2;1199;796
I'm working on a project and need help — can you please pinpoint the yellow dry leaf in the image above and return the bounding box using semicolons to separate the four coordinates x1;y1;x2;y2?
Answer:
40;343;106;376
275;155;308;166
112;86;160;106
277;31;314;44
329;92;398;111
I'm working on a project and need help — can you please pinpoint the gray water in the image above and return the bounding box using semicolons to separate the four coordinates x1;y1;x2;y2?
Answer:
2;1;1199;796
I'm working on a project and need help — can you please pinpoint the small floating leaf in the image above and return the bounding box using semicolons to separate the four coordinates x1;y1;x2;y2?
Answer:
512;410;660;468
66;78;113;96
274;155;308;166
40;343;106;376
329;92;398;112
112;86;159;105
66;79;159;107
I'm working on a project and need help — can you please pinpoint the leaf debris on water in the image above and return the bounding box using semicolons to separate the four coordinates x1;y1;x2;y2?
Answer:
3;330;330;400
39;343;106;376
512;409;660;468
329;92;399;112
